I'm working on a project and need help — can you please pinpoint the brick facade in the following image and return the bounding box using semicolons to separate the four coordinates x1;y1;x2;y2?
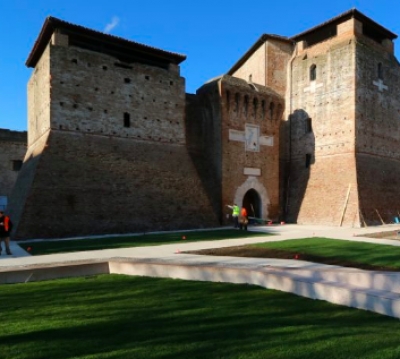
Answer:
230;9;400;227
9;18;219;239
187;76;283;224
355;32;400;224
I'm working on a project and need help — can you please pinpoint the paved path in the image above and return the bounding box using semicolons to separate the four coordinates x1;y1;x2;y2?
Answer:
3;223;400;264
2;223;400;318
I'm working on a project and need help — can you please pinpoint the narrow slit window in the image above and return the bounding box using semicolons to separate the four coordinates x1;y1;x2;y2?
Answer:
124;113;130;128
305;154;312;168
310;64;317;81
226;91;230;111
244;95;249;116
234;93;240;112
277;104;283;121
378;63;383;80
306;118;312;133
261;100;266;118
269;102;275;120
253;98;258;117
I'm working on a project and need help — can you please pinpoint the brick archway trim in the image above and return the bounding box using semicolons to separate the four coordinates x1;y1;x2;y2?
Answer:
234;176;270;219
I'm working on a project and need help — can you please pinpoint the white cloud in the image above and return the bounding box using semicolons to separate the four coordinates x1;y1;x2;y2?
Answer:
103;16;120;34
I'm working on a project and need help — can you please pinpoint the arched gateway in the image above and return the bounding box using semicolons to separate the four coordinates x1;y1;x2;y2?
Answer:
233;177;270;220
242;189;261;218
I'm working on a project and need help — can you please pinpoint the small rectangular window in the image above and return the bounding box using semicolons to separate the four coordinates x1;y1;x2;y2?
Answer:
124;113;130;128
310;64;316;81
305;154;312;168
306;118;312;133
12;160;23;171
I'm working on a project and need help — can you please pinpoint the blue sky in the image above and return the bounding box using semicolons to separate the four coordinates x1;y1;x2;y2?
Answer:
1;0;399;131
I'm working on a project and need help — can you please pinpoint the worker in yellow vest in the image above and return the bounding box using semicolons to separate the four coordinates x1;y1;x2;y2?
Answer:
227;204;240;228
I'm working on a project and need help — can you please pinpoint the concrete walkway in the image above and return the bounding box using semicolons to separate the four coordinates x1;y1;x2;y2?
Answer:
2;223;400;319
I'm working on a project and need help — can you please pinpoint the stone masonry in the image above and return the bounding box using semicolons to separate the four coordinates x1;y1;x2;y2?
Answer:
187;75;283;224
229;10;400;226
9;17;220;239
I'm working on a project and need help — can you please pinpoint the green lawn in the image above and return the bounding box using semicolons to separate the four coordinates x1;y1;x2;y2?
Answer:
252;237;400;270
2;274;400;359
18;229;270;255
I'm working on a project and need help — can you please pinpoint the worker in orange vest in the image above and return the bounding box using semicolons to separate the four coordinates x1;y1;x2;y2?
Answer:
239;207;248;231
0;211;12;255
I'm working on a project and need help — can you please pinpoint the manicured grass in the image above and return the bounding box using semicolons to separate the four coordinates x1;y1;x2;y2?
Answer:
2;274;400;359
19;229;270;256
252;237;400;270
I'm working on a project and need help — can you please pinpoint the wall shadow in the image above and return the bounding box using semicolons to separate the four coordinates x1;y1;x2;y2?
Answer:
185;90;223;225
281;109;315;223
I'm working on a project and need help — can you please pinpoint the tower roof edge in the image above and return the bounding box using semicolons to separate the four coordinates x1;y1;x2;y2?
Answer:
26;16;187;68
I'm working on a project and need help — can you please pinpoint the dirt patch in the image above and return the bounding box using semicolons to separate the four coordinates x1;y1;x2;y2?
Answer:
359;230;400;240
187;246;399;272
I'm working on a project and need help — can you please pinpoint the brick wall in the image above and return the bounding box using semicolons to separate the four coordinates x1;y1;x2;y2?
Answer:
355;37;400;224
285;32;359;225
231;38;292;96
10;38;219;239
50;45;186;145
186;87;223;224
11;130;219;239
186;76;283;223
27;45;51;147
232;44;266;86
266;40;293;96
220;76;282;221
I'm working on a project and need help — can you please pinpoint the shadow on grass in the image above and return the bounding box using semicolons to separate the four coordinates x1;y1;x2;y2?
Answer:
2;275;400;359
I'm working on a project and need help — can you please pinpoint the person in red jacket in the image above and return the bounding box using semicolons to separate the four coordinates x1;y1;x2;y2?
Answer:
239;207;248;231
0;211;12;255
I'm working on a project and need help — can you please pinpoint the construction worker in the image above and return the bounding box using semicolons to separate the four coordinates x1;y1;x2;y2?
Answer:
239;207;248;230
0;211;12;255
227;204;240;228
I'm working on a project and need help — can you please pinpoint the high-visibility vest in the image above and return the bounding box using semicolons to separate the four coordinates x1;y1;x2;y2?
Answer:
233;206;240;216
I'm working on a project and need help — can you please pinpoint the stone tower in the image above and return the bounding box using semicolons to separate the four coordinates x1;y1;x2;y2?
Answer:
187;75;283;223
287;10;399;226
228;9;400;226
9;17;219;239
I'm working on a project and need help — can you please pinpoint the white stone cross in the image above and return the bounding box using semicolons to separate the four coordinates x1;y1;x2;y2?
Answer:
304;81;323;93
373;79;388;92
229;124;273;152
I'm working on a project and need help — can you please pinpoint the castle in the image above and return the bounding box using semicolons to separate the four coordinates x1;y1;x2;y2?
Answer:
6;9;400;239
